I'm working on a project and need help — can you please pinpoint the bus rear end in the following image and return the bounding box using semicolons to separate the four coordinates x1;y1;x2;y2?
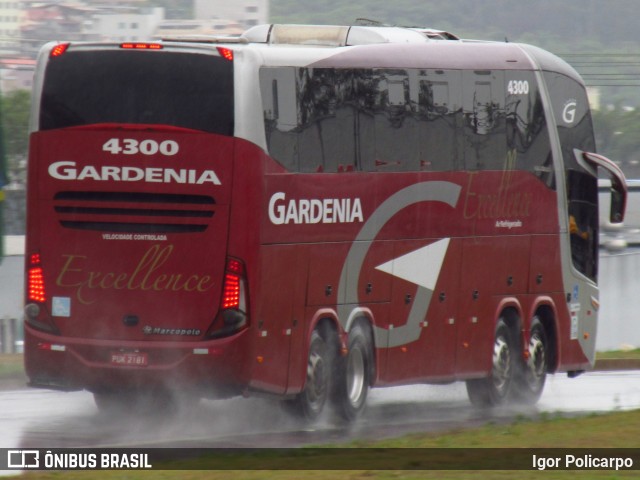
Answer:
24;42;250;401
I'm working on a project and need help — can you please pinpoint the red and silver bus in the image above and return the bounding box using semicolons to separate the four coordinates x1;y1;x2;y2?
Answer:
24;24;627;419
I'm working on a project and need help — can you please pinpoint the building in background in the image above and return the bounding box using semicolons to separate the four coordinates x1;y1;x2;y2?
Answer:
3;1;273;60
20;2;98;57
0;57;34;92
194;0;268;28
0;2;21;56
153;18;243;39
91;7;164;42
19;1;165;56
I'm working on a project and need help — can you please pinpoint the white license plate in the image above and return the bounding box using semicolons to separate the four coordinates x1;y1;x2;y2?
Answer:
110;352;148;366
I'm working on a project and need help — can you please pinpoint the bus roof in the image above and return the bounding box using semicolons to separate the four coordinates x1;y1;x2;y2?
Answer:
230;24;582;82
41;23;584;84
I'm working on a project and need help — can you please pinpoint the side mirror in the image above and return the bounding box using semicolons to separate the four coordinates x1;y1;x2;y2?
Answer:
582;152;627;224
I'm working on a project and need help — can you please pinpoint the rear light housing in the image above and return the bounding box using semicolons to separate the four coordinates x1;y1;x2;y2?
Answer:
207;257;248;339
120;42;163;50
50;42;70;57
25;253;59;334
217;47;234;61
27;253;46;303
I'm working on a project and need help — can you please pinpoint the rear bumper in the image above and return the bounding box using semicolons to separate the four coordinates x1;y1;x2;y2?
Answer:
24;324;251;397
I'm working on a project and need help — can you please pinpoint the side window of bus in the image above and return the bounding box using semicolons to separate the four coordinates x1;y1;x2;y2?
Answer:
544;71;598;280
261;67;359;173
505;71;554;189
566;169;599;280
364;69;419;172
296;68;357;173
462;70;507;171
261;67;551;179
261;67;299;172
417;70;462;172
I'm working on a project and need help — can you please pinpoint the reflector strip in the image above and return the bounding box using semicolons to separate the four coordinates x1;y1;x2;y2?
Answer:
38;343;66;352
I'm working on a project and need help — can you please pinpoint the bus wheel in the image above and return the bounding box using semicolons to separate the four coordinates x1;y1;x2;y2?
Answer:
513;318;548;404
287;328;333;421
466;319;515;407
332;324;372;422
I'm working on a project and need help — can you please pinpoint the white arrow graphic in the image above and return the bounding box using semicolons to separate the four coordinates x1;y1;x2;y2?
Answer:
375;238;450;290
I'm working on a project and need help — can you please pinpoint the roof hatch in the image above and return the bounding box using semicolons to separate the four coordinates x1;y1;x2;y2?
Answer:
241;24;459;46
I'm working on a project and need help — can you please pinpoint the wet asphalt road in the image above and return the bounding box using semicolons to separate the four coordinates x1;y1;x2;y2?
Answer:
1;369;638;449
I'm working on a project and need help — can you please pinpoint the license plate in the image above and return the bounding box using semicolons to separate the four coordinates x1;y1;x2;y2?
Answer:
110;352;148;366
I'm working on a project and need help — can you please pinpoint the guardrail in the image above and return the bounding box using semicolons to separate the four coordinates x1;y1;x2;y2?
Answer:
0;317;22;354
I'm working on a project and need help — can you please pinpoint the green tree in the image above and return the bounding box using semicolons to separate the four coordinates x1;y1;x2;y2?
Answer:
1;90;30;160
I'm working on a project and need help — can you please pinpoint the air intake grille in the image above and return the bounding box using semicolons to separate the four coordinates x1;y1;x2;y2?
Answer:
53;191;215;233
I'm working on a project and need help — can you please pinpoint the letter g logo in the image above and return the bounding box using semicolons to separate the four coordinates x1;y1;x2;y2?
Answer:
562;100;577;125
268;192;286;225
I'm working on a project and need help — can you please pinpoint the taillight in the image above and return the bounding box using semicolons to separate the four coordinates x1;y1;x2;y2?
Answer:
120;42;163;50
50;43;70;58
28;253;46;303
217;47;234;61
207;257;248;339
221;258;245;310
25;254;59;334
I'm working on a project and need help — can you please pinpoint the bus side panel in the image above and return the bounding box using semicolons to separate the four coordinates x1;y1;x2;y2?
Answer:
344;240;393;305
248;244;302;394
456;235;531;375
529;234;564;294
306;243;351;307
419;238;461;380
381;238;459;384
557;296;598;371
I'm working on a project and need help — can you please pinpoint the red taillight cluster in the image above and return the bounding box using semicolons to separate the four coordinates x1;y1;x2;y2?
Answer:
217;47;234;61
120;42;163;50
28;253;46;303
221;258;245;310
208;257;248;339
222;274;241;309
50;43;70;58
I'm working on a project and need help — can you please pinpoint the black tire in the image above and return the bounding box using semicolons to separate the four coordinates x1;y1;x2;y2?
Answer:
286;328;333;421
332;323;372;422
512;318;548;404
466;319;516;407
